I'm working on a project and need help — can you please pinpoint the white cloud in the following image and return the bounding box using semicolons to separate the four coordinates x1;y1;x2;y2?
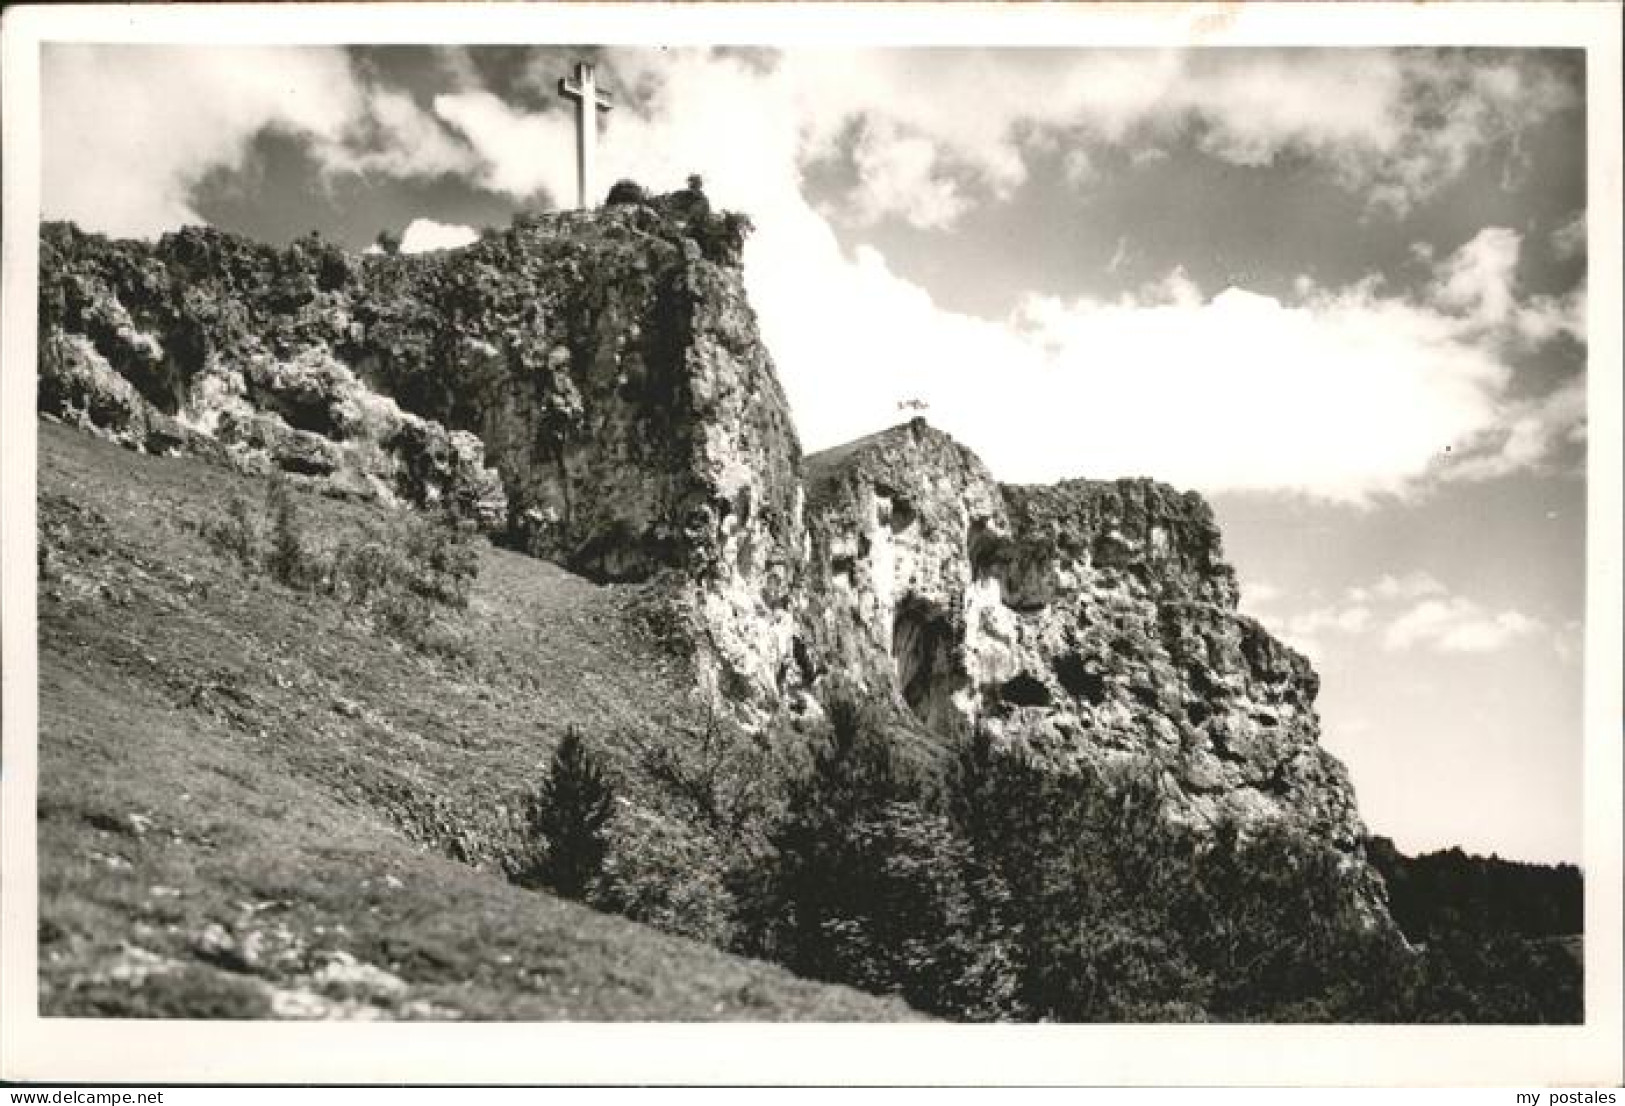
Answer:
1293;604;1375;637
847;119;971;230
1517;288;1587;348
1432;226;1521;327
1384;596;1543;654
1261;572;1546;659
318;87;477;180
1269;599;1375;660
44;46;357;237
1426;225;1586;348
1440;374;1587;483
431;90;576;203
768;48;1575;227
1550;211;1586;260
42;45;476;240
1348;571;1447;604
750;235;1534;499
398;218;479;254
984;269;1519;496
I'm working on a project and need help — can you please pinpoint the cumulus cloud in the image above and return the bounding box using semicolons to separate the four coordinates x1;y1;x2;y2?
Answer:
1240;580;1283;609
1187;51;1575;215
42;45;475;239
988;265;1522;495
739;226;1565;499
766;48;1575;225
1261;572;1546;659
1439;374;1587;483
1432;226;1522;327
44;46;356;237
1348;572;1448;604
1427;226;1587;353
1265;598;1374;660
431;90;576;203
398;218;479;253
318;87;477;180
1384;596;1544;654
51;47;1568;242
1290;603;1375;638
847;119;972;229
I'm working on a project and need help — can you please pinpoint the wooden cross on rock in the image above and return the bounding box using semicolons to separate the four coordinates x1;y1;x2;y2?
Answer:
557;61;614;210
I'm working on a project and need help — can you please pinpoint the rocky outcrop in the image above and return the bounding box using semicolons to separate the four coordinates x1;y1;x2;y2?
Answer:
334;205;801;711
39;202;801;712
37;199;1382;913
796;419;1369;862
39;224;507;524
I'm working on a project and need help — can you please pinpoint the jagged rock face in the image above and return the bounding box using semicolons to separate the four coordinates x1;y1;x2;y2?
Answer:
38;207;803;712
798;419;1373;865
798;421;1007;731
336;208;803;709
38;224;507;525
38;209;1379;899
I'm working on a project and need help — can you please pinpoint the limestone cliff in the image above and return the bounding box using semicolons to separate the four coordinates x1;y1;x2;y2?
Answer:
36;198;1380;903
799;420;1368;858
38;199;800;712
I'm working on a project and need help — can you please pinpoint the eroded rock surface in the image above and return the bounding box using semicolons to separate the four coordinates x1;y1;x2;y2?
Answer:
39;224;508;525
40;204;797;711
38;201;1382;912
798;420;1370;867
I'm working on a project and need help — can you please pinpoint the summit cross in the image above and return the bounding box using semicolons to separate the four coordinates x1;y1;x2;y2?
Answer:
557;61;614;210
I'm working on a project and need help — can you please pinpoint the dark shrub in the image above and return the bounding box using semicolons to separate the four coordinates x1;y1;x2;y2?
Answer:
1366;836;1584;941
752;699;1006;1014
589;805;738;946
265;475;313;588
525;728;618;899
605;179;651;206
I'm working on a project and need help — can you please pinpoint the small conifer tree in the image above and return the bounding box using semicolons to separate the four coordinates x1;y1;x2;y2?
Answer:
265;476;307;587
529;727;617;898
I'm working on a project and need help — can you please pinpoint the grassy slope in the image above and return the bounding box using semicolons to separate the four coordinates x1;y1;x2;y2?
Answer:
35;420;919;1020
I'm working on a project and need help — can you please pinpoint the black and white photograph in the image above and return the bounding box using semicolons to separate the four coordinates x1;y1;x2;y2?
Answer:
2;1;1621;1088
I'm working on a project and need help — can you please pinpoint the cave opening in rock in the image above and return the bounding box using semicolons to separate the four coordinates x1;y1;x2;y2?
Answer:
1000;672;1052;708
1053;650;1107;705
892;595;961;731
966;519;1052;612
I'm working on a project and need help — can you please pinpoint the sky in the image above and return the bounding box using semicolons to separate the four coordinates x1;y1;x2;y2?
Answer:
38;42;1591;863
